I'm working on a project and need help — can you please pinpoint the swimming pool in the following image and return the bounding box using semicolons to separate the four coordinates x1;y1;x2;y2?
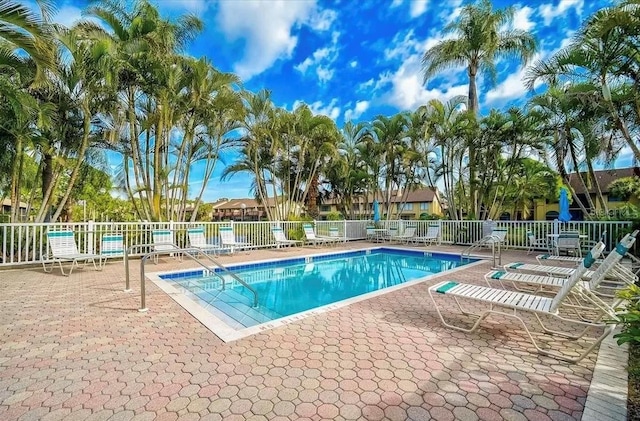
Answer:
149;247;480;341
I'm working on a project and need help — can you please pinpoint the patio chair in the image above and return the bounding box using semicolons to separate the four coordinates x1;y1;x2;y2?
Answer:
526;231;548;255
219;226;251;253
428;242;609;363
187;228;224;256
390;227;416;244
366;225;376;241
555;231;582;256
484;227;508;247
43;230;101;276
271;226;302;248
302;223;339;247
99;233;125;268
412;223;440;245
152;229;180;263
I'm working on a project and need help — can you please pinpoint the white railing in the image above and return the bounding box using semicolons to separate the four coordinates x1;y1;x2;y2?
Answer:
0;219;633;267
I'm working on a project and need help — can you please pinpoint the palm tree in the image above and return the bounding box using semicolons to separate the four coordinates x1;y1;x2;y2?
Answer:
422;96;472;219
0;0;55;83
82;0;204;221
525;0;640;163
421;0;536;114
422;0;536;219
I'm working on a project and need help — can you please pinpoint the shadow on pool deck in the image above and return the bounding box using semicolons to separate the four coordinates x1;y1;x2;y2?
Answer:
0;242;618;420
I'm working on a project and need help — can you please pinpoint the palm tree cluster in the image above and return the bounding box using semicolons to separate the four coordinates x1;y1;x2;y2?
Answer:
1;0;638;223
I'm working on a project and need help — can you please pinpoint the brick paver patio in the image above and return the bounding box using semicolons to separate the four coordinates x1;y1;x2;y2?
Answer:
0;243;612;420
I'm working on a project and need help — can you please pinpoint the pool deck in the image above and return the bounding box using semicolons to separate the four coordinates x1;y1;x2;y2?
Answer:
0;242;627;420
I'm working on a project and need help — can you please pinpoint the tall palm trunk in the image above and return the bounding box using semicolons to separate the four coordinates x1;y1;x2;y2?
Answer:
51;103;92;222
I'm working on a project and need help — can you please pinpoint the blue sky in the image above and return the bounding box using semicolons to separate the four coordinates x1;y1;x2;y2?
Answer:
49;0;625;201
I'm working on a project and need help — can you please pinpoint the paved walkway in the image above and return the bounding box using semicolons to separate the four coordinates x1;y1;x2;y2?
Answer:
0;243;621;420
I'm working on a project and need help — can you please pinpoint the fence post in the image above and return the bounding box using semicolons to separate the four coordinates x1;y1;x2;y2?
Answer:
343;220;347;242
88;220;95;254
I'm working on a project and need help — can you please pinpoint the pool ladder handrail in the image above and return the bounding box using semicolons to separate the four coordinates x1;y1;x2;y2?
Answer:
461;234;502;268
124;243;258;312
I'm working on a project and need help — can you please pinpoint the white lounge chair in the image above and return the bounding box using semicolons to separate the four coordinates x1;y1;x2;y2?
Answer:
219;226;251;253
43;230;101;276
99;233;125;268
412;223;440;245
390;227;416;244
302;224;339;247
188;228;224;256
152;229;180;263
487;233;638;301
271;226;302;248
428;242;609;363
536;253;582;265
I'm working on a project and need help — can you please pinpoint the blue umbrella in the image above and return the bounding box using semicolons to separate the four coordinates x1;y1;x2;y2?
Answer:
373;199;380;222
558;187;572;222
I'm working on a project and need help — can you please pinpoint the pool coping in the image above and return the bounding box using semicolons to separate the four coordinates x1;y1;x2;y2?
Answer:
147;247;488;342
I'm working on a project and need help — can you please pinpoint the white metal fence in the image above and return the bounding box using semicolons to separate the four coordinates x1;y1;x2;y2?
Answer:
0;219;634;267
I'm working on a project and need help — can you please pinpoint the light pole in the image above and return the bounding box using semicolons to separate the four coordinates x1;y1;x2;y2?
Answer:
240;203;246;221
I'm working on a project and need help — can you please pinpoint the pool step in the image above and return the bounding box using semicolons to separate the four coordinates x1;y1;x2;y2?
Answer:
174;278;282;329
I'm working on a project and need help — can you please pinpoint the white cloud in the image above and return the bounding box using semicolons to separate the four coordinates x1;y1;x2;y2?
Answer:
293;99;341;121
512;6;534;31
294;32;340;83
484;67;528;104
216;0;324;81
485;53;544;104
296;47;332;74
308;9;338;31
375;54;467;111
388;0;430;18
410;0;430;18
350;60;358;68
539;0;584;26
359;78;375;90
344;100;370;122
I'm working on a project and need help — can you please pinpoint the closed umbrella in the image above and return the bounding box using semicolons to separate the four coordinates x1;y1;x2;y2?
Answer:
373;200;380;222
558;187;572;222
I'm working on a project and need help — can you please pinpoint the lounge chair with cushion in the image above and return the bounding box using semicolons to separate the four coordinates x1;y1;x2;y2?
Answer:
152;229;180;263
428;242;612;363
219;226;252;253
390;227;416;244
412;223;441;245
188;227;224;256
486;232;637;302
43;230;101;276
271;226;302;248
302;224;339;247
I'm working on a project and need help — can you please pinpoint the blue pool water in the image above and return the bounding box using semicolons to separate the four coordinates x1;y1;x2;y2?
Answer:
160;248;471;330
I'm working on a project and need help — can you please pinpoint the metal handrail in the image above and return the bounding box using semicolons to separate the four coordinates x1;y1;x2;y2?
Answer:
125;243;258;311
461;234;502;268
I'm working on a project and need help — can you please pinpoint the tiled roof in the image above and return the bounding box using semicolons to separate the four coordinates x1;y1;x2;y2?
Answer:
320;188;439;205
567;167;640;195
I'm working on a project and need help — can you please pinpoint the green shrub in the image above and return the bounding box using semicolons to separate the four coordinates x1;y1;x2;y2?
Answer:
613;284;640;345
